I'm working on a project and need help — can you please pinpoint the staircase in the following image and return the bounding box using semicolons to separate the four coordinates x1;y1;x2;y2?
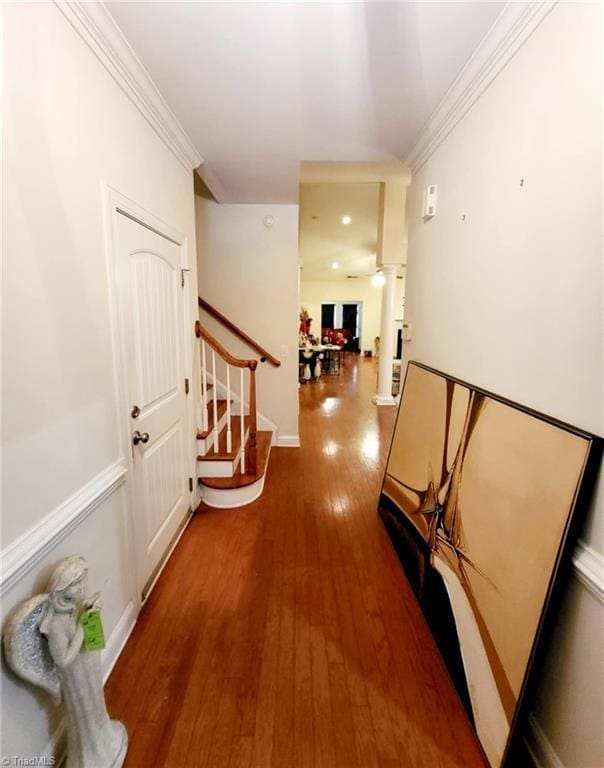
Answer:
195;319;273;508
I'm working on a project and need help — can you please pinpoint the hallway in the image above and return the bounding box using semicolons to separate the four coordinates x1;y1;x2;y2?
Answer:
106;357;487;768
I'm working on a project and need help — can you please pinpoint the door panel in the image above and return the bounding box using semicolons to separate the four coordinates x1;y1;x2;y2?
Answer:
131;253;179;410
141;420;184;551
116;213;189;595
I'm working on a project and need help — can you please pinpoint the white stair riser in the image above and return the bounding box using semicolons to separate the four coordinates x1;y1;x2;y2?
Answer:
199;452;241;477
197;429;249;478
196;409;229;454
200;469;269;509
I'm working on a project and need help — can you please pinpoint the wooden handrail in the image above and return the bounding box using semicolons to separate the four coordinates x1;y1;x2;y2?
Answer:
198;297;281;367
195;321;258;371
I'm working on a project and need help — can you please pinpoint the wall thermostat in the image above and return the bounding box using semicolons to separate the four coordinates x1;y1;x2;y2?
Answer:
422;185;437;219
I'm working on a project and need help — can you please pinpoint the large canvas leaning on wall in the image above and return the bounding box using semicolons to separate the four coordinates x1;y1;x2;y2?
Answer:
378;362;600;768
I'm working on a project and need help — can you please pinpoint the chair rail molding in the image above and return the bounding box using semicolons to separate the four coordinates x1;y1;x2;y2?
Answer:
404;1;557;173
53;0;202;173
0;461;127;596
572;539;604;604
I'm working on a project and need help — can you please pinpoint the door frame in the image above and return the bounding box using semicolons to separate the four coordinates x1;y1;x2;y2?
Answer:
102;184;196;604
320;300;363;349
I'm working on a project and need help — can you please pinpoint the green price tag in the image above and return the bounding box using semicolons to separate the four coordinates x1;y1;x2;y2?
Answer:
80;610;106;651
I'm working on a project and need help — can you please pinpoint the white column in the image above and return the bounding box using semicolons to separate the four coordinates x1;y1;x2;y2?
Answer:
373;264;398;406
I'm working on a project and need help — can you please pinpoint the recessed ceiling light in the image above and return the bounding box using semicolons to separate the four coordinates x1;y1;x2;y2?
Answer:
372;273;386;287
331;262;339;270
341;215;351;225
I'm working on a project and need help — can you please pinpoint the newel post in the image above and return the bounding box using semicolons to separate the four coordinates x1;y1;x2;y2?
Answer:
246;361;258;474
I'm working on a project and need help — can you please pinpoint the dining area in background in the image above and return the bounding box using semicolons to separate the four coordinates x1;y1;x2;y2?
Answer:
299;307;346;382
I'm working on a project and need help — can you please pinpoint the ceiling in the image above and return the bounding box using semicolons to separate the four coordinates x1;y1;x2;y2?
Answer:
107;1;505;203
300;183;384;282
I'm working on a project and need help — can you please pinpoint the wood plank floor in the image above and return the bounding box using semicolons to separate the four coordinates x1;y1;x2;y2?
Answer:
106;356;487;768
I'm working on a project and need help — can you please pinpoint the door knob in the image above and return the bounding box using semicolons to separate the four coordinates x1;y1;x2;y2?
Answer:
132;431;149;446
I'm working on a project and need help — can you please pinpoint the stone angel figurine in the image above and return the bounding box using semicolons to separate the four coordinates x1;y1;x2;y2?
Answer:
3;555;127;768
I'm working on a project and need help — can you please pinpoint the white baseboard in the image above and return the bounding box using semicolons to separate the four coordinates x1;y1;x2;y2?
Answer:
1;461;127;596
372;394;397;407
525;713;566;768
276;435;300;448
101;600;138;681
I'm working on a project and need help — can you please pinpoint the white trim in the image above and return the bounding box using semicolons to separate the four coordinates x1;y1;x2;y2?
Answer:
524;713;566;768
141;509;194;602
103;184;189;250
204;370;277;438
102;183;194;601
522;542;603;768
277;435;300;448
572;540;604;604
258;412;277;436
200;471;268;510
54;0;202;173
101;600;138;680
0;461;127;596
404;1;557;173
372;394;397;407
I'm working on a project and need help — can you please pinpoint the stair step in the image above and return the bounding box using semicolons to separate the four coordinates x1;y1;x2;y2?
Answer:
197;399;228;439
197;416;250;461
199;432;272;489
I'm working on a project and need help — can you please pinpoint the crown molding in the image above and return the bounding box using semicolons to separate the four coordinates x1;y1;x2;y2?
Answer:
54;1;203;173
404;1;557;174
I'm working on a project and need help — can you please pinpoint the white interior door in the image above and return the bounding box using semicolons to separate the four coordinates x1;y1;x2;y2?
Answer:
116;212;190;597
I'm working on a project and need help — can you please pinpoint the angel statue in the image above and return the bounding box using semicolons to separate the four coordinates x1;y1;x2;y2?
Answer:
3;555;127;768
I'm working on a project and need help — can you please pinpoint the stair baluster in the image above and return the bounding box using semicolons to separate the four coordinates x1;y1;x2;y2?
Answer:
226;364;232;454
240;368;245;475
195;319;258;478
211;349;219;453
201;339;209;431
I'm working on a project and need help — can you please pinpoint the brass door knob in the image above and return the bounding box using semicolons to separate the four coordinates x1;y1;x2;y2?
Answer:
132;431;149;446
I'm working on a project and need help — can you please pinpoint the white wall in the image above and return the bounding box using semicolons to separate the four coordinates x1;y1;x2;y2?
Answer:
2;3;198;759
195;196;299;442
404;3;602;766
300;278;405;355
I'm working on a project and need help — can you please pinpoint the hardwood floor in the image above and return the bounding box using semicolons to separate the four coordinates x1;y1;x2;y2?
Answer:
106;356;487;768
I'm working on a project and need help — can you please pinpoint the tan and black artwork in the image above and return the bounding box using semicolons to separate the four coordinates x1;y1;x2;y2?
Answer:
378;362;600;768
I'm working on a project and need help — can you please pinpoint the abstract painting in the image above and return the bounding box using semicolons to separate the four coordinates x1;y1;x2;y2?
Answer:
378;362;600;768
